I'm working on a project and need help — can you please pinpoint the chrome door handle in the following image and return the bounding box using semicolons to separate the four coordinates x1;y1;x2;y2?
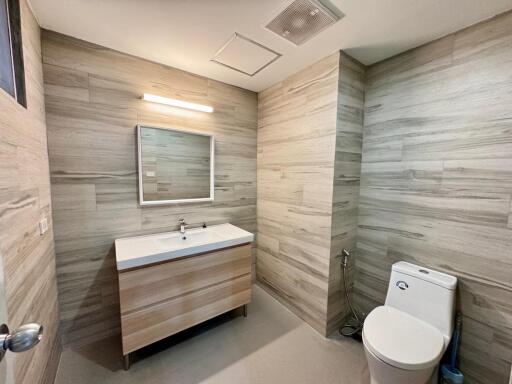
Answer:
0;323;43;362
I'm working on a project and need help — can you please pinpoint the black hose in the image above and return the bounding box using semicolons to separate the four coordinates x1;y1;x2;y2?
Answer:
339;249;364;338
342;257;360;323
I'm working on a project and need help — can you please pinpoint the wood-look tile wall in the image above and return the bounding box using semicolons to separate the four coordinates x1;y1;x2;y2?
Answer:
355;11;512;384
326;52;366;335
41;31;257;346
257;53;339;334
0;1;61;383
257;52;364;336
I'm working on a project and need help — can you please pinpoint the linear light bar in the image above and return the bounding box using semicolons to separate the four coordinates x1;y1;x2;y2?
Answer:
143;93;214;113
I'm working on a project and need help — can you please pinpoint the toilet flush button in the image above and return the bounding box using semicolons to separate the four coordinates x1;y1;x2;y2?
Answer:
396;281;409;290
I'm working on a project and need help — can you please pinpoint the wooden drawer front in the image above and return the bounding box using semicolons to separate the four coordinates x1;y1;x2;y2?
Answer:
118;244;252;354
122;274;251;353
119;244;251;314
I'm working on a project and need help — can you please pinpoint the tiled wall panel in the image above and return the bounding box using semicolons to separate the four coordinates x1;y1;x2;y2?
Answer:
327;52;366;335
42;31;257;346
0;2;61;383
355;11;512;384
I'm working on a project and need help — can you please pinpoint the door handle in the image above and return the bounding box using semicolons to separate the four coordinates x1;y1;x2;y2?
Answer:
0;323;43;362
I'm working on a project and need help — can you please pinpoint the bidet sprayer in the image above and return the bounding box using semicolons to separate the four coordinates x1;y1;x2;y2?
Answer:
340;248;350;267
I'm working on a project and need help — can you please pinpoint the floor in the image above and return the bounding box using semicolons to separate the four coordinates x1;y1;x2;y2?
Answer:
55;285;370;384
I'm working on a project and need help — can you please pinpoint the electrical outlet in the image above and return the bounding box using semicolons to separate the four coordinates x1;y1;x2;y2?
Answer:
39;217;48;235
146;171;156;177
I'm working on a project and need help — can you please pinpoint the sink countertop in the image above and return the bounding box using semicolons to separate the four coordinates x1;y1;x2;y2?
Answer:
115;223;254;271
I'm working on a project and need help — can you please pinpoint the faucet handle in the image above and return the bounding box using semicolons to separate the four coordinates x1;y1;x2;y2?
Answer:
178;218;186;225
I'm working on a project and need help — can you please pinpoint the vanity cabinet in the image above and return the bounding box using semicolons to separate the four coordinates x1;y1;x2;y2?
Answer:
117;243;252;367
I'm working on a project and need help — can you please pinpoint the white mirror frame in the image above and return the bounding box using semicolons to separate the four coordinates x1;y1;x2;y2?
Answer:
137;124;215;206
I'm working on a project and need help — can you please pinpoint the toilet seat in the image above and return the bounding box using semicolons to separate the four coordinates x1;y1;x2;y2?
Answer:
363;306;445;371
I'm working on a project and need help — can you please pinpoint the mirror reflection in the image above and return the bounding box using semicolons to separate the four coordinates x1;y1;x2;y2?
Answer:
138;125;214;205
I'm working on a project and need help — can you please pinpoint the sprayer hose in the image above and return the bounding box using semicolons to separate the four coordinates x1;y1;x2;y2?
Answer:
343;261;360;323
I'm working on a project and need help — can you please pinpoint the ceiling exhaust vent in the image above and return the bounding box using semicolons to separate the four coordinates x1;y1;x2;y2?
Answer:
265;0;343;46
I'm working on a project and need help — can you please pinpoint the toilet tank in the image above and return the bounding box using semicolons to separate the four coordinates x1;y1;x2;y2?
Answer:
385;262;457;342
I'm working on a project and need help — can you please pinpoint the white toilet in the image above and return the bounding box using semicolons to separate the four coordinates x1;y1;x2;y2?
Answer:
363;261;457;384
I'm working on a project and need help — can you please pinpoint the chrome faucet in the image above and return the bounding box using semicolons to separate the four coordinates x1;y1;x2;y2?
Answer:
178;219;187;235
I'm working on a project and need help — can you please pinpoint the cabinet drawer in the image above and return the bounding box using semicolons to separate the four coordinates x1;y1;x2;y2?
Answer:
122;274;251;353
118;244;252;354
119;244;251;313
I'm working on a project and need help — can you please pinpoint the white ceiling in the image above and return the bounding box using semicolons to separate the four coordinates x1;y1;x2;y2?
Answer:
29;0;512;92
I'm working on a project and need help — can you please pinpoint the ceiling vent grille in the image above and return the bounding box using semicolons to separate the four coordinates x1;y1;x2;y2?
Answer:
265;0;343;46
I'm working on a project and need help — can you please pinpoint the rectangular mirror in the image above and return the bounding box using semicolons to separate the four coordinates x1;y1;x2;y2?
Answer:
137;125;214;205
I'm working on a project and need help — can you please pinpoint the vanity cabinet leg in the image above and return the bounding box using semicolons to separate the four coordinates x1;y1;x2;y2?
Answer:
123;354;130;370
243;304;247;318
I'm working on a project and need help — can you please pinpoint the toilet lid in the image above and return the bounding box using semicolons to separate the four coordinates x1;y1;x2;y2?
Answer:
363;306;444;370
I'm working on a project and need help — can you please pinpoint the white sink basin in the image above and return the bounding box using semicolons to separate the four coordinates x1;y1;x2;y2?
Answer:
115;223;254;270
156;230;210;248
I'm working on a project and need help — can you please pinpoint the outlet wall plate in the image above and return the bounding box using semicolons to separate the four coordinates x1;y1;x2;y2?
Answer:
39;218;48;235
